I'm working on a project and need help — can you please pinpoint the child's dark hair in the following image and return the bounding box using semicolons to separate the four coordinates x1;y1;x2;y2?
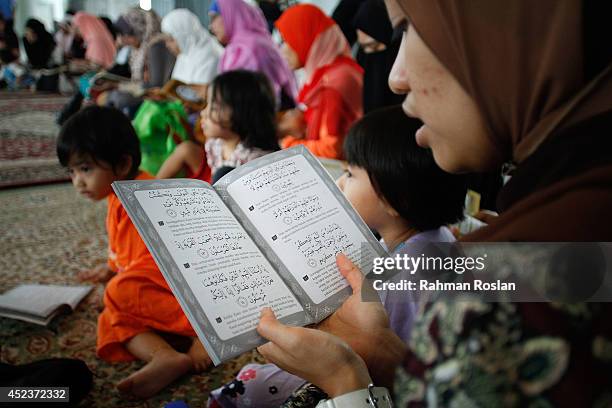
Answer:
210;70;279;152
57;106;141;177
344;105;467;231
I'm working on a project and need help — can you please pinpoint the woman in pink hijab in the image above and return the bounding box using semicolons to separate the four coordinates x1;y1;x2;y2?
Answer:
55;12;117;126
208;0;297;109
72;12;116;68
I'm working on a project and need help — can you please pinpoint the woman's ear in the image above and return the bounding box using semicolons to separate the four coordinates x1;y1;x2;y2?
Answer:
116;155;133;179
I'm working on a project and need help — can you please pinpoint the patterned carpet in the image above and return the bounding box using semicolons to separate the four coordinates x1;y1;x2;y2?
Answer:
0;91;71;188
0;183;260;407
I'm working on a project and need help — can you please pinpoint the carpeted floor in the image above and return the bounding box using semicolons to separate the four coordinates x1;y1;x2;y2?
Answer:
0;183;260;407
0;91;71;189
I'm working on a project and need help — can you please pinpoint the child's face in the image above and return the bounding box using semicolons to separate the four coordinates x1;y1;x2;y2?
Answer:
336;165;392;231
200;88;239;141
67;155;119;201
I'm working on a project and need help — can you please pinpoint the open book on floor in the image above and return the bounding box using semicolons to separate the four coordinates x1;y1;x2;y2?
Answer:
113;146;387;365
0;284;93;326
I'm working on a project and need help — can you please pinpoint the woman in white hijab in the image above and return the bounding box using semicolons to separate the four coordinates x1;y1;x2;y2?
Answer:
161;9;222;86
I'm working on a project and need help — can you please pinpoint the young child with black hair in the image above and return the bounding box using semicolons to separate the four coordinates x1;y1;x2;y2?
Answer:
338;105;467;342
57;106;210;399
157;69;280;182
206;105;467;407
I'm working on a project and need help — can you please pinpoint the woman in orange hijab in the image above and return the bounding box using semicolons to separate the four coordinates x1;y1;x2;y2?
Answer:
253;0;612;406
275;4;363;159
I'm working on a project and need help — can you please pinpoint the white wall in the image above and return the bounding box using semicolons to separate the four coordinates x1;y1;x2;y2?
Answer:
299;0;340;15
13;0;182;29
80;0;139;20
14;0;68;34
12;0;338;40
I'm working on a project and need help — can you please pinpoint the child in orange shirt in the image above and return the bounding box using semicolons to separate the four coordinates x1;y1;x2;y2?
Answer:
57;106;210;398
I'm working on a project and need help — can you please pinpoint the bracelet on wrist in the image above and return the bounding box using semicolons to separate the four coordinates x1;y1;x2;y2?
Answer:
315;384;392;408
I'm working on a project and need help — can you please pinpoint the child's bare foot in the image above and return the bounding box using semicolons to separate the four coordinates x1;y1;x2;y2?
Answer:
187;338;212;372
116;348;192;399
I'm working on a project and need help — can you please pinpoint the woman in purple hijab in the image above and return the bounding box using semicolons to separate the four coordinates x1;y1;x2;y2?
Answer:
209;0;297;110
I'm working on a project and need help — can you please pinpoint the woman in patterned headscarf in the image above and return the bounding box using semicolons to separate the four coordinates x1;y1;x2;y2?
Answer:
104;8;176;116
115;7;174;87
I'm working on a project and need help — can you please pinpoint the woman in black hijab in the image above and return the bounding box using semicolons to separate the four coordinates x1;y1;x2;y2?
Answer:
353;0;403;113
23;18;56;69
0;14;19;64
332;0;365;46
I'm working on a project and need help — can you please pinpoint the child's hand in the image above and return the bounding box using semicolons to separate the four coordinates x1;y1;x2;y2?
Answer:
78;264;115;283
277;109;306;139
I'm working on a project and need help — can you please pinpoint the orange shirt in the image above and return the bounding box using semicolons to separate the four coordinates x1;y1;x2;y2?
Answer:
97;172;195;361
105;172;156;275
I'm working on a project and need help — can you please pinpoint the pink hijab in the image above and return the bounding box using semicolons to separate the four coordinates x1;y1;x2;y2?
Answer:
73;12;116;68
217;0;297;105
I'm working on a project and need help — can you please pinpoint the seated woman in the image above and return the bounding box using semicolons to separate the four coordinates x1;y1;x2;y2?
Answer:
0;15;20;88
208;0;297;110
255;0;612;406
54;13;75;64
161;8;222;97
56;13;116;124
0;14;19;65
22;18;56;70
128;9;222;175
353;0;404;113
71;12;115;70
275;4;363;159
118;8;174;86
105;8;176;115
